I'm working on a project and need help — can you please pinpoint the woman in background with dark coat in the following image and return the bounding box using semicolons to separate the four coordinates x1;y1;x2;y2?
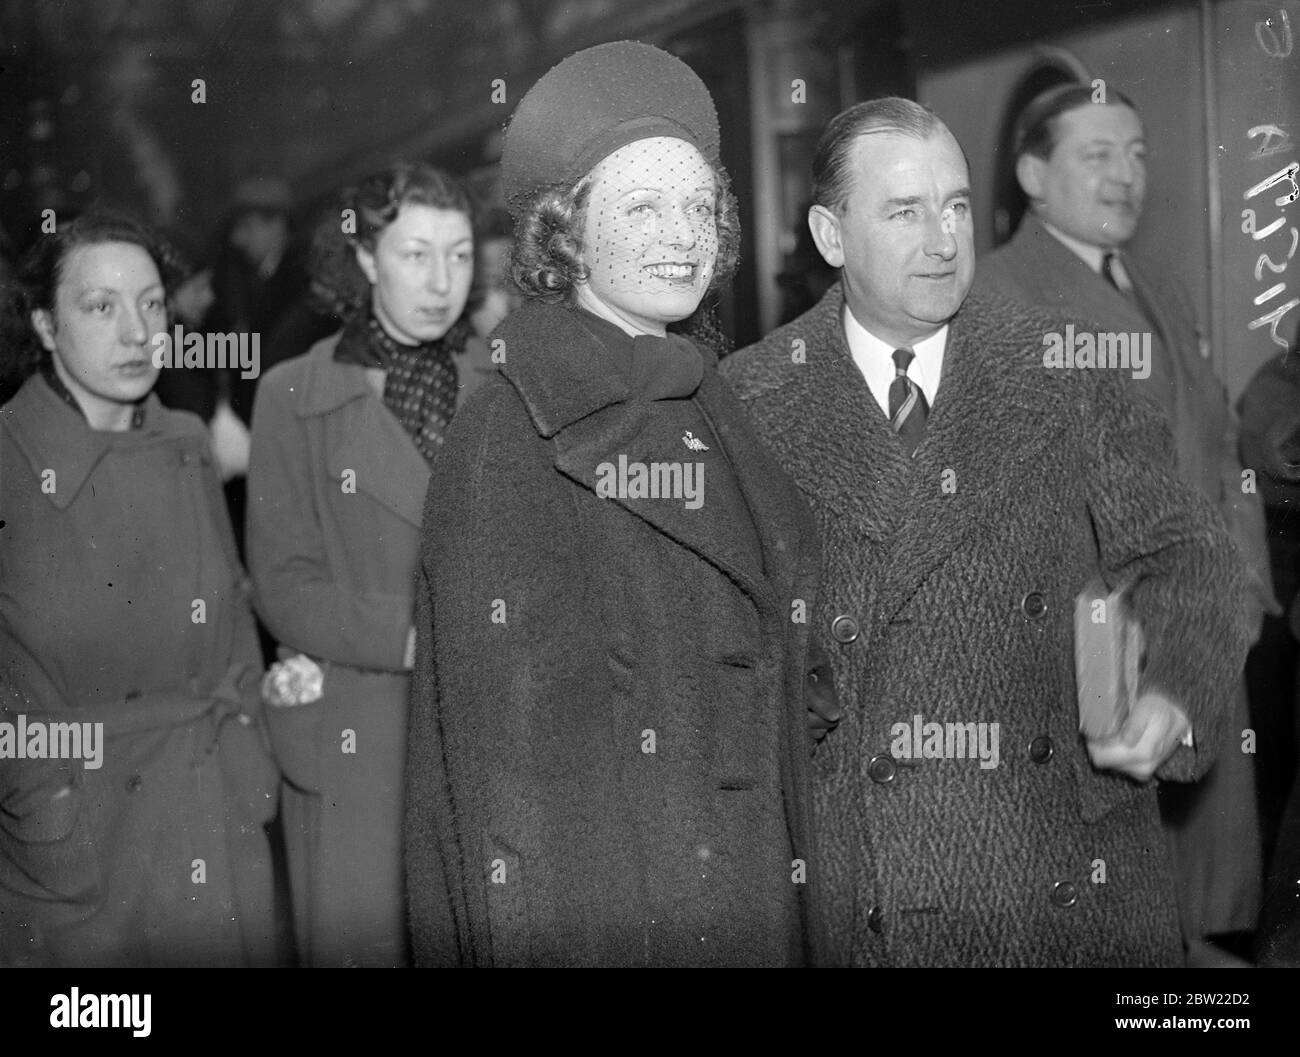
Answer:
0;210;278;967
247;164;491;967
405;42;831;967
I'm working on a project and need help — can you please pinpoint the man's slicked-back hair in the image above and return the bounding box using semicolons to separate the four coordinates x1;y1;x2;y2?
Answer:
811;96;944;213
1014;82;1139;162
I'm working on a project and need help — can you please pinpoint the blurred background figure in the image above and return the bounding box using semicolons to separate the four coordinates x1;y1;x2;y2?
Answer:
975;82;1273;967
775;199;838;325
1241;318;1300;967
246;163;492;967
467;204;523;338
0;210;279;967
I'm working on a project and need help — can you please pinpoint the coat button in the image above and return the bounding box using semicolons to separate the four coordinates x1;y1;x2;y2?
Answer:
125;773;143;793
831;615;860;644
1021;591;1047;619
1051;880;1078;908
1029;735;1055;764
180;451;192;465
867;754;897;784
867;905;884;933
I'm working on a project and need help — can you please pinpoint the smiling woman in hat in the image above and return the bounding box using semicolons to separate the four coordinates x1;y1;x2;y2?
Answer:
405;40;833;967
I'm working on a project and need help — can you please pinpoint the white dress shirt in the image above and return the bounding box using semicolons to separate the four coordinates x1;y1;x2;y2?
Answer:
842;304;947;419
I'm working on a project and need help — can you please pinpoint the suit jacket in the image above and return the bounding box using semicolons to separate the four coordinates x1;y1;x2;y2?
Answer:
975;214;1272;609
404;299;827;966
720;283;1252;967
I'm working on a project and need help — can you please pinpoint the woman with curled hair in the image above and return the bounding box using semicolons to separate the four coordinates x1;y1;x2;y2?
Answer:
0;209;278;966
405;42;832;967
246;163;491;967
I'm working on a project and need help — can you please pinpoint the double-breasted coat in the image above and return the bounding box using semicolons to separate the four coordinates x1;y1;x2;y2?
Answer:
404;300;826;966
0;375;278;967
976;215;1268;942
720;283;1253;967
246;330;492;967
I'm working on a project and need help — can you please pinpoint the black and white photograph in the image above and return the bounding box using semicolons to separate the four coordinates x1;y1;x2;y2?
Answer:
0;0;1297;1033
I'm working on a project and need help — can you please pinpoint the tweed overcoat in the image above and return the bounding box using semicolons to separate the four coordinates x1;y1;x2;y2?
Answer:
404;300;826;967
720;283;1253;967
246;330;492;967
976;216;1266;940
0;376;278;967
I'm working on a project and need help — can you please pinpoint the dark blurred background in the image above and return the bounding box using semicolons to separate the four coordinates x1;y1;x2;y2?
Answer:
0;0;1294;383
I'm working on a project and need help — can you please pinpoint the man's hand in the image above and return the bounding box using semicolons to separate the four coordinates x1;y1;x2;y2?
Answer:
806;644;842;749
1085;688;1191;782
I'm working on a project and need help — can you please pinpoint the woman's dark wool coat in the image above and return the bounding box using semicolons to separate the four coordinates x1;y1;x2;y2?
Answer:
404;300;826;967
0;378;278;967
720;284;1254;968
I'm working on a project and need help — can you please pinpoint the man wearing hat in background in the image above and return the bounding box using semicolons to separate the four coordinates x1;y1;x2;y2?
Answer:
721;96;1252;967
975;83;1272;966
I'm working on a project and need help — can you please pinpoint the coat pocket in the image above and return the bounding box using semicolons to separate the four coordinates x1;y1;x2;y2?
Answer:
0;762;102;904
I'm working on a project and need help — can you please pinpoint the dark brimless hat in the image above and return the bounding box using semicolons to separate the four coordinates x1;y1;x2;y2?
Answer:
500;40;721;218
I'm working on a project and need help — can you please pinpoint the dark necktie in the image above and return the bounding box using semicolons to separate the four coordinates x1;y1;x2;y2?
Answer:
1101;251;1126;293
1102;251;1165;346
889;347;929;456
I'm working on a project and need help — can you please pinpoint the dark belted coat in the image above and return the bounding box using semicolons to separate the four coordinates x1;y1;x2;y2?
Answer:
720;283;1253;967
0;375;278;967
976;215;1268;941
246;330;493;967
404;300;826;967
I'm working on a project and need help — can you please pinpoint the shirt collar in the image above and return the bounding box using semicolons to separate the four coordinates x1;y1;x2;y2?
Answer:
1038;217;1111;273
1038;217;1136;291
841;303;947;415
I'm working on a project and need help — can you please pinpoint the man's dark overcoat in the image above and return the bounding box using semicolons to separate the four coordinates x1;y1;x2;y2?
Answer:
720;283;1252;967
977;215;1267;941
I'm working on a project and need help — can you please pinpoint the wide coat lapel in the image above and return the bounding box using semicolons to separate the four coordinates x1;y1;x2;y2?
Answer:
755;284;1061;629
743;286;912;547
296;344;431;529
872;288;1059;625
499;301;791;609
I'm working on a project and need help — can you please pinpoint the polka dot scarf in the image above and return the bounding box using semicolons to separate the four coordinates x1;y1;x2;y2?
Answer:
334;308;463;466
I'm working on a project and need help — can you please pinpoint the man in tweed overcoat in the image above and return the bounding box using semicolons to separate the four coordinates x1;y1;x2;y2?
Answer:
720;98;1253;967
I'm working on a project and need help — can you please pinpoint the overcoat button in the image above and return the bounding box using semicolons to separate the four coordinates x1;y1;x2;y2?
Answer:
867;754;897;784
125;773;143;793
180;451;192;465
1021;591;1047;618
831;615;859;644
1051;880;1078;908
1029;735;1055;764
867;905;885;933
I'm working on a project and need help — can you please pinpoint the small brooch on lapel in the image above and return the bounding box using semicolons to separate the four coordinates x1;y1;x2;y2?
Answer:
682;430;710;452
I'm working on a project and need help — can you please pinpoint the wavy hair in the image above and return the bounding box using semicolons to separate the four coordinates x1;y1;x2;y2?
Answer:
510;161;741;303
0;207;185;396
310;163;476;335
